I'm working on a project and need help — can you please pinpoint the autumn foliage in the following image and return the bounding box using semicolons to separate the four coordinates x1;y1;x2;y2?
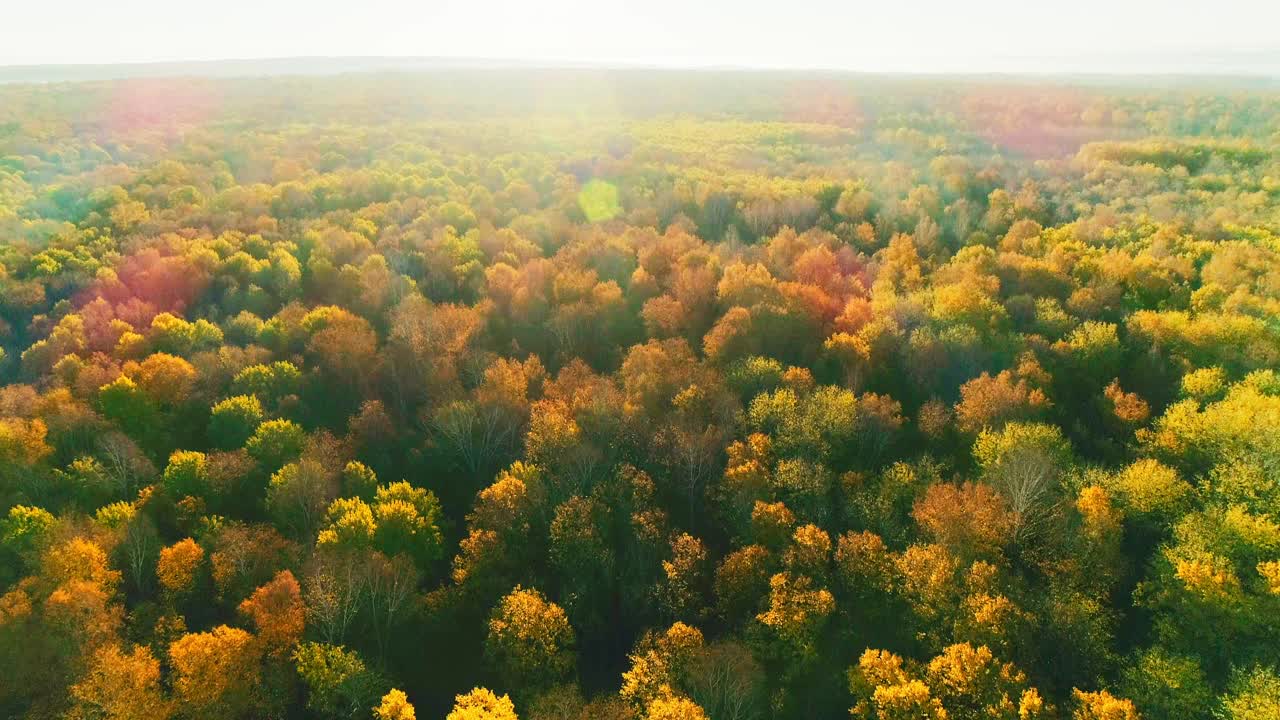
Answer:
2;68;1280;719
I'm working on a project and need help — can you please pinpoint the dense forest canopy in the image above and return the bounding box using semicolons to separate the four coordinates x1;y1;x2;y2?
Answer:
1;69;1279;720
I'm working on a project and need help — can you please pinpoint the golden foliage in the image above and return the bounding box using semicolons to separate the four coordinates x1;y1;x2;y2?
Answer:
238;569;305;656
169;625;260;717
487;586;576;689
69;644;171;720
376;688;418;720
156;538;204;595
1071;689;1140;720
1104;380;1150;425
446;687;517;720
912;482;1014;558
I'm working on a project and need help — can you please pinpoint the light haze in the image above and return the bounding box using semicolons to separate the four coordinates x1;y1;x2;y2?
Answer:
3;0;1278;74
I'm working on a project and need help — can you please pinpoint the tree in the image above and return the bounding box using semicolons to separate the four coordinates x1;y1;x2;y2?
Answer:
750;500;795;551
68;644;172;720
293;642;381;719
654;384;731;521
783;524;832;581
823;332;871;391
375;689;417;720
169;625;261;719
1181;367;1227;401
268;460;337;539
162;450;210;501
97;377;159;445
1052;322;1122;390
341;460;379;501
1107;458;1192;525
893;543;960;638
643;295;691;340
317;497;377;551
659;533;710;622
683;640;766;720
231;361;302;408
620;623;706;711
849;649;944;720
754;572;834;666
304;307;380;401
59;456;127;510
770;458;834;526
1118;648;1211;720
1220;666;1280;720
238;570;305;657
149;312;223;357
208;523;299;604
1136;503;1280;677
848;644;1048;720
974;422;1073;546
619;338;704;417
955;370;1050;434
209;395;264;449
364;552;419;658
549;495;614;628
447;687;518;720
1;504;56;579
451;463;540;597
486;586;576;697
1070;689;1139;720
156;538;204;597
372;481;444;567
716;435;775;540
433;398;525;482
1140;377;1280;477
0;416;53;475
314;480;443;581
130;353;198;407
912;482;1014;560
1103;380;1150;426
703;307;757;363
246;419;306;470
644;689;709;720
302;550;367;646
714;545;772;627
523;399;583;480
923;643;1042;720
1073;486;1124;594
835;531;895;598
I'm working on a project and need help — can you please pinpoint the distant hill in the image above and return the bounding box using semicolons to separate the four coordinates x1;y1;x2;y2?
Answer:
0;56;609;84
2;54;1278;87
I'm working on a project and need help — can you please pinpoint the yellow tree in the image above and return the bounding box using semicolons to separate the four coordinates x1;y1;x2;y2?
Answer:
68;644;172;720
659;533;710;622
849;644;1049;720
169;625;260;719
375;688;417;720
754;572;834;667
645;687;710;720
620;622;706;710
486;586;576;697
156;538;204;597
1072;689;1140;720
446;687;518;720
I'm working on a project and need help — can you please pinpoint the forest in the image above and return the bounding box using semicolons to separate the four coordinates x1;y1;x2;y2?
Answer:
0;68;1278;720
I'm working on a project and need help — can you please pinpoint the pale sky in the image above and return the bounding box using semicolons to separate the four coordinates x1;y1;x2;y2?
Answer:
3;0;1278;74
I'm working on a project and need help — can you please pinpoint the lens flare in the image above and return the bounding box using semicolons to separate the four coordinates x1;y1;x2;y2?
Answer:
578;178;620;222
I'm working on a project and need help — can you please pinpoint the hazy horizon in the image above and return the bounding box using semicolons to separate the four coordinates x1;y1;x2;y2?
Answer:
4;0;1279;76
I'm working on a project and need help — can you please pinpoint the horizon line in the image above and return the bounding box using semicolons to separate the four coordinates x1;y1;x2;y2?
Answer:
2;53;1279;81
